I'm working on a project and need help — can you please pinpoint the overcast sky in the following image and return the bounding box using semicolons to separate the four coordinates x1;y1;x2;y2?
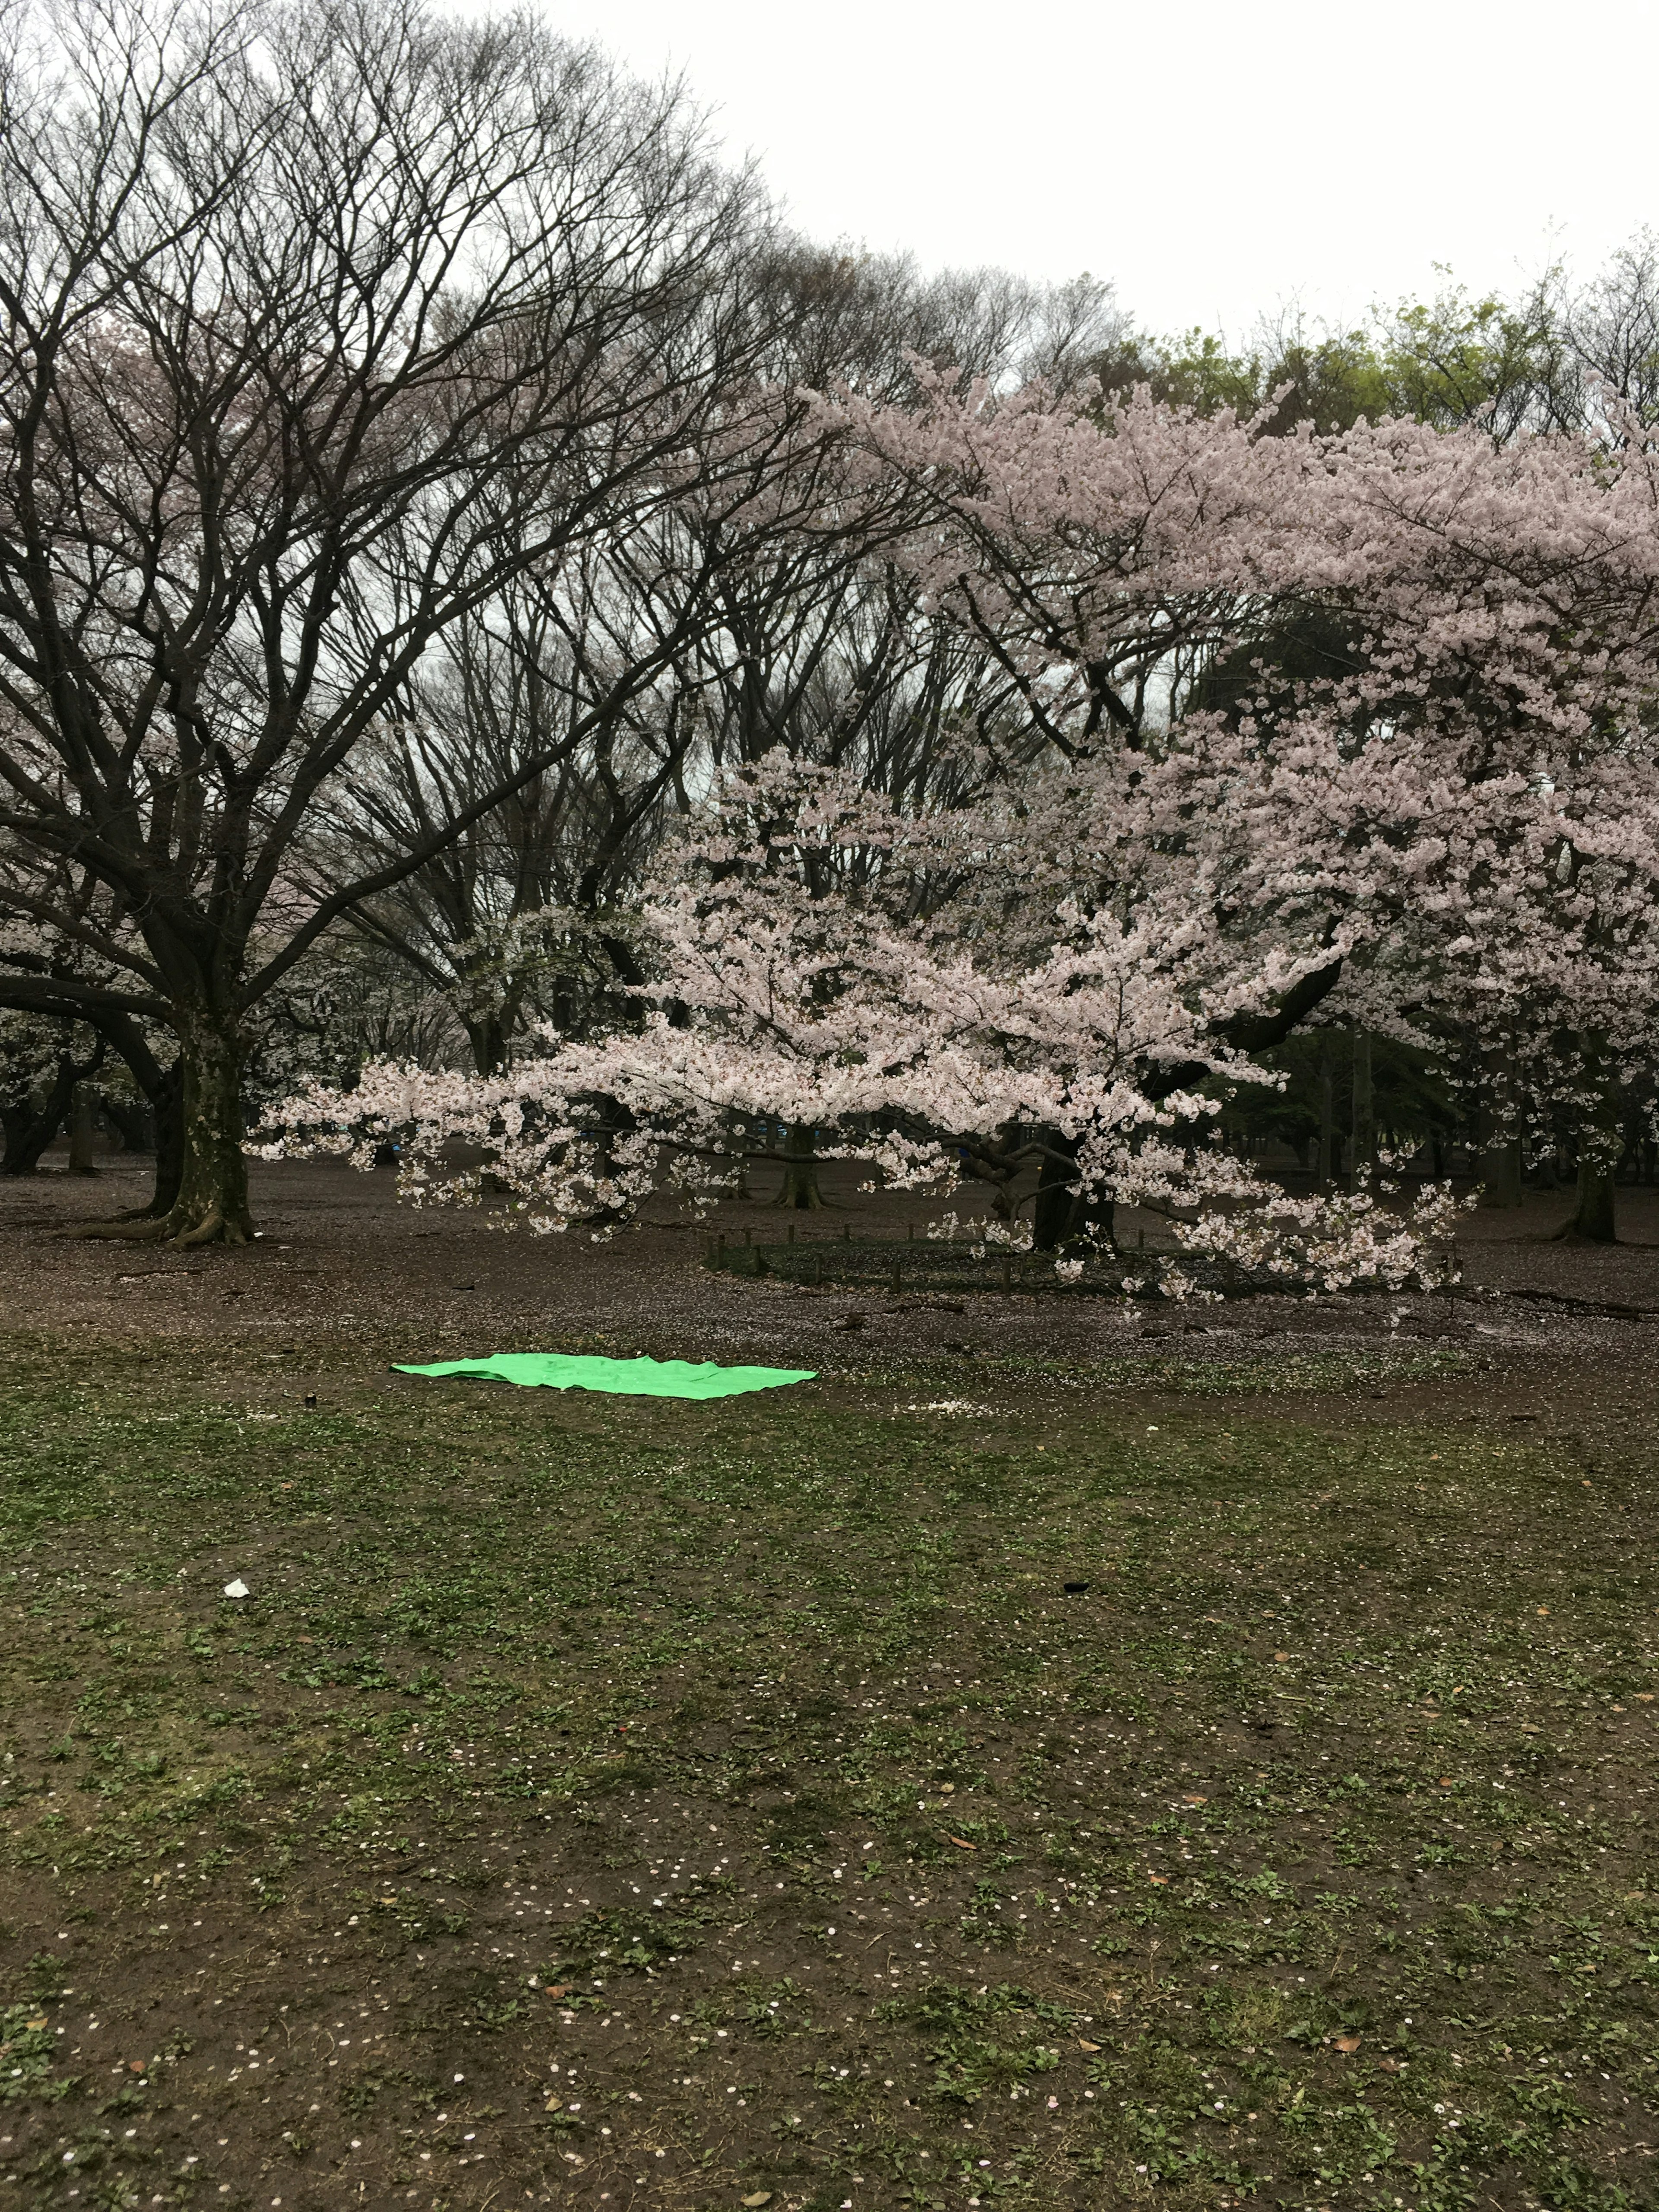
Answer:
553;0;1658;342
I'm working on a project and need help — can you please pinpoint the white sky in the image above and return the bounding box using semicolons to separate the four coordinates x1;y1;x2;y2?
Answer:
552;0;1659;342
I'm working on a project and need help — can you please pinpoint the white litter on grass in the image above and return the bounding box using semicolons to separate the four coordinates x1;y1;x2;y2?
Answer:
222;1579;249;1599
903;1401;996;1416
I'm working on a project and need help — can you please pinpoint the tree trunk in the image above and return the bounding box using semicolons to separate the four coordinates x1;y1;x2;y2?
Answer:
1558;1142;1618;1243
3;1080;71;1173
66;1083;99;1174
1076;1194;1117;1252
73;1016;250;1242
99;1095;155;1155
1477;1049;1524;1208
464;1013;509;1077
162;1012;253;1243
90;1020;181;1218
1033;1135;1080;1252
1;1084;68;1175
3;1038;104;1176
138;1063;184;1219
1316;1039;1336;1194
773;1122;824;1210
1552;1037;1619;1244
1347;1027;1375;1194
1480;1138;1524;1205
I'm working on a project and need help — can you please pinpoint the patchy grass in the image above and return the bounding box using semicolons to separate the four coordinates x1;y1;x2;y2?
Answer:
0;1338;1655;2212
864;1344;1477;1397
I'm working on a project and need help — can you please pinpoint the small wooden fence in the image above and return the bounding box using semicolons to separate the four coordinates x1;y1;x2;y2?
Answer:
700;1224;1163;1297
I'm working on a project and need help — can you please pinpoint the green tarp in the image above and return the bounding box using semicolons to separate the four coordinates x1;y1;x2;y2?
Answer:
392;1352;815;1399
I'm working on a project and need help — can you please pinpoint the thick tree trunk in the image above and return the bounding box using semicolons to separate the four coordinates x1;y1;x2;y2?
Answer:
1;1089;65;1175
1033;1135;1080;1252
1559;1147;1618;1243
163;1013;253;1243
1347;1027;1375;1194
1480;1141;1524;1206
464;1014;509;1077
66;1017;247;1242
773;1122;824;1210
1076;1194;1117;1252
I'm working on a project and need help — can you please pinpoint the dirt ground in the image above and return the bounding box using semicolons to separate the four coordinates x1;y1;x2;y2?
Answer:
2;1156;1658;2212
6;1152;1659;1390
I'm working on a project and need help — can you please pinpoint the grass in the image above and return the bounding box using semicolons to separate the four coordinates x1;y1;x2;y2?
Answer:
0;1335;1655;2211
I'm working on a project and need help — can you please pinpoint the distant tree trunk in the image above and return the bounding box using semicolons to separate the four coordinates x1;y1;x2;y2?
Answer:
1;1085;67;1175
1033;1134;1080;1252
59;1026;181;1225
147;1067;184;1218
773;1122;824;1210
3;1038;105;1176
1562;1148;1618;1242
66;1084;99;1174
1348;1028;1375;1194
1554;1038;1619;1243
1317;1038;1336;1194
1477;1049;1524;1207
100;1095;155;1155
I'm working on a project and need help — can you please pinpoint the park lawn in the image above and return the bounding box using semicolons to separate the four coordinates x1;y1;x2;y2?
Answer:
0;1337;1655;2212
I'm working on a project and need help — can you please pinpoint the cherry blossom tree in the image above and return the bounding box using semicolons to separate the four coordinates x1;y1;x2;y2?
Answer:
267;752;1466;1294
269;360;1659;1271
824;369;1659;1242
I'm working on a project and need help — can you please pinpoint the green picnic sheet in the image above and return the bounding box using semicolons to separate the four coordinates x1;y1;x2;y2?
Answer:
392;1353;816;1399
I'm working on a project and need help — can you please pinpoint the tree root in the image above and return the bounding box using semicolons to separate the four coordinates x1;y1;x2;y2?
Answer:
63;1205;251;1247
1504;1285;1655;1318
173;1206;250;1248
63;1214;172;1242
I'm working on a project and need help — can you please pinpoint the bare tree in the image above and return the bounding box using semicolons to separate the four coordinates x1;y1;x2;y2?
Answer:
0;0;786;1241
1568;232;1659;429
304;243;1085;1074
310;572;686;1074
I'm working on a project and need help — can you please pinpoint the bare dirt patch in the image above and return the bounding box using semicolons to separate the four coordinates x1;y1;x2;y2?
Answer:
9;1157;1659;1397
